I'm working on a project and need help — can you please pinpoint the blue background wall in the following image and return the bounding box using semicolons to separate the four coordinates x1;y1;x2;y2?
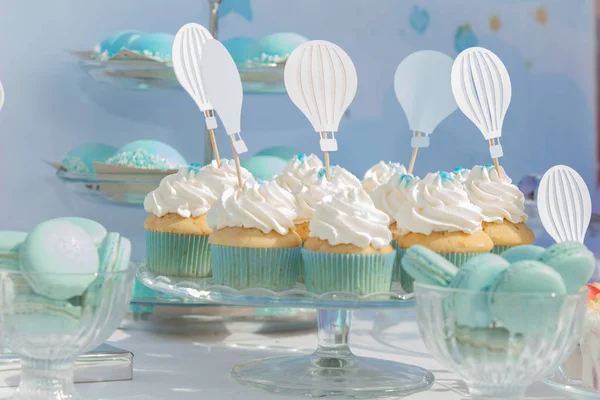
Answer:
0;0;595;258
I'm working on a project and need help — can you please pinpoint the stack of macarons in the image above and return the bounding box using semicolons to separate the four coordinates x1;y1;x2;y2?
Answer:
1;217;131;301
403;242;595;334
60;140;186;173
94;30;175;62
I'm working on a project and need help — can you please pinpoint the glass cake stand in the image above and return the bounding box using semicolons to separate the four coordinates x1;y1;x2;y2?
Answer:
138;261;434;398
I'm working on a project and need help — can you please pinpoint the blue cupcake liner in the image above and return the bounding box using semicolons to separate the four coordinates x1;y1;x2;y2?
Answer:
211;245;301;291
301;249;395;295
397;248;486;293
146;231;211;278
490;245;512;255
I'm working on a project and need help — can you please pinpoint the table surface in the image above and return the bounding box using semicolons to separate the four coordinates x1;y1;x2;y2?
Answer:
0;309;571;400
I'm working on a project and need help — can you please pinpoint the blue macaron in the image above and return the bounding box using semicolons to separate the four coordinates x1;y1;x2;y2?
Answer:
450;254;511;328
539;242;595;293
488;260;566;335
501;245;545;264
401;245;458;287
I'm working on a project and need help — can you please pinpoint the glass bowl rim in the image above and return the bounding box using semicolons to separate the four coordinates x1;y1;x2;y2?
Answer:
0;261;137;277
413;281;588;300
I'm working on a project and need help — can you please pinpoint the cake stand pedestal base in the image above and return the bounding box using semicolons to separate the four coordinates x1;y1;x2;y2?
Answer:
231;309;434;398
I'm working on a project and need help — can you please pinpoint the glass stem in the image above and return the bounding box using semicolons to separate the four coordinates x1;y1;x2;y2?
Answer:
314;309;353;360
18;359;77;399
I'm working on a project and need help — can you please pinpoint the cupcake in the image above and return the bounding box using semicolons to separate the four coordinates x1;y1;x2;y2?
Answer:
207;180;302;291
582;283;600;390
302;188;396;295
362;161;407;194
144;167;217;278
370;173;416;281
394;171;493;291
464;165;534;254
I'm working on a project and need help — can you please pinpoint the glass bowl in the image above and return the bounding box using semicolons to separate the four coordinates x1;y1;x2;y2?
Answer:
0;266;136;399
414;282;587;400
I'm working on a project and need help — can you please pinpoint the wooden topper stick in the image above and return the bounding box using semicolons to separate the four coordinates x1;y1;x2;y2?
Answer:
321;132;331;181
230;134;244;189
204;110;221;168
489;139;503;178
407;131;422;175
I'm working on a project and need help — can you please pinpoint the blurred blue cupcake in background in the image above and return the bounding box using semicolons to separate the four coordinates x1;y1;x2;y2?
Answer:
106;140;186;170
241;155;287;181
128;33;175;62
247;32;308;64
223;37;257;65
62;143;117;174
97;30;144;59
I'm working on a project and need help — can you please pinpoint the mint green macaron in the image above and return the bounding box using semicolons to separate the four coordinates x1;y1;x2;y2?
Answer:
53;217;107;247
489;260;566;335
539;242;595;293
19;220;99;300
401;245;458;287
501;245;545;264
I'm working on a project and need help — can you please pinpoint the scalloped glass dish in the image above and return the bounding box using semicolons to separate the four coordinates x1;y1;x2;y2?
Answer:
72;50;286;93
56;170;161;208
137;261;433;398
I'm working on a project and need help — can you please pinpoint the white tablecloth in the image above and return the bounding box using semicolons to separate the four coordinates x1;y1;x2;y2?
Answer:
0;310;569;399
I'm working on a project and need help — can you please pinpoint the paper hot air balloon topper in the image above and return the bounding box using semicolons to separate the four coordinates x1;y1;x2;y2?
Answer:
0;81;4;113
394;50;457;174
172;23;221;167
451;47;511;175
284;40;358;180
201;39;248;187
537;165;591;244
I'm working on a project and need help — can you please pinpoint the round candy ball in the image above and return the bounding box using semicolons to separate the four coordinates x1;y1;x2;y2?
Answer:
99;30;144;58
129;33;175;61
106;140;186;170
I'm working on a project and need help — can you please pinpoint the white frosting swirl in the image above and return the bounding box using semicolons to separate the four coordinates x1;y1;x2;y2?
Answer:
295;175;350;222
464;165;528;224
395;172;485;235
452;167;471;185
196;159;255;196
275;154;323;194
144;168;218;218
309;188;392;249
362;161;407;193
207;180;297;235
370;173;417;222
328;165;362;190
